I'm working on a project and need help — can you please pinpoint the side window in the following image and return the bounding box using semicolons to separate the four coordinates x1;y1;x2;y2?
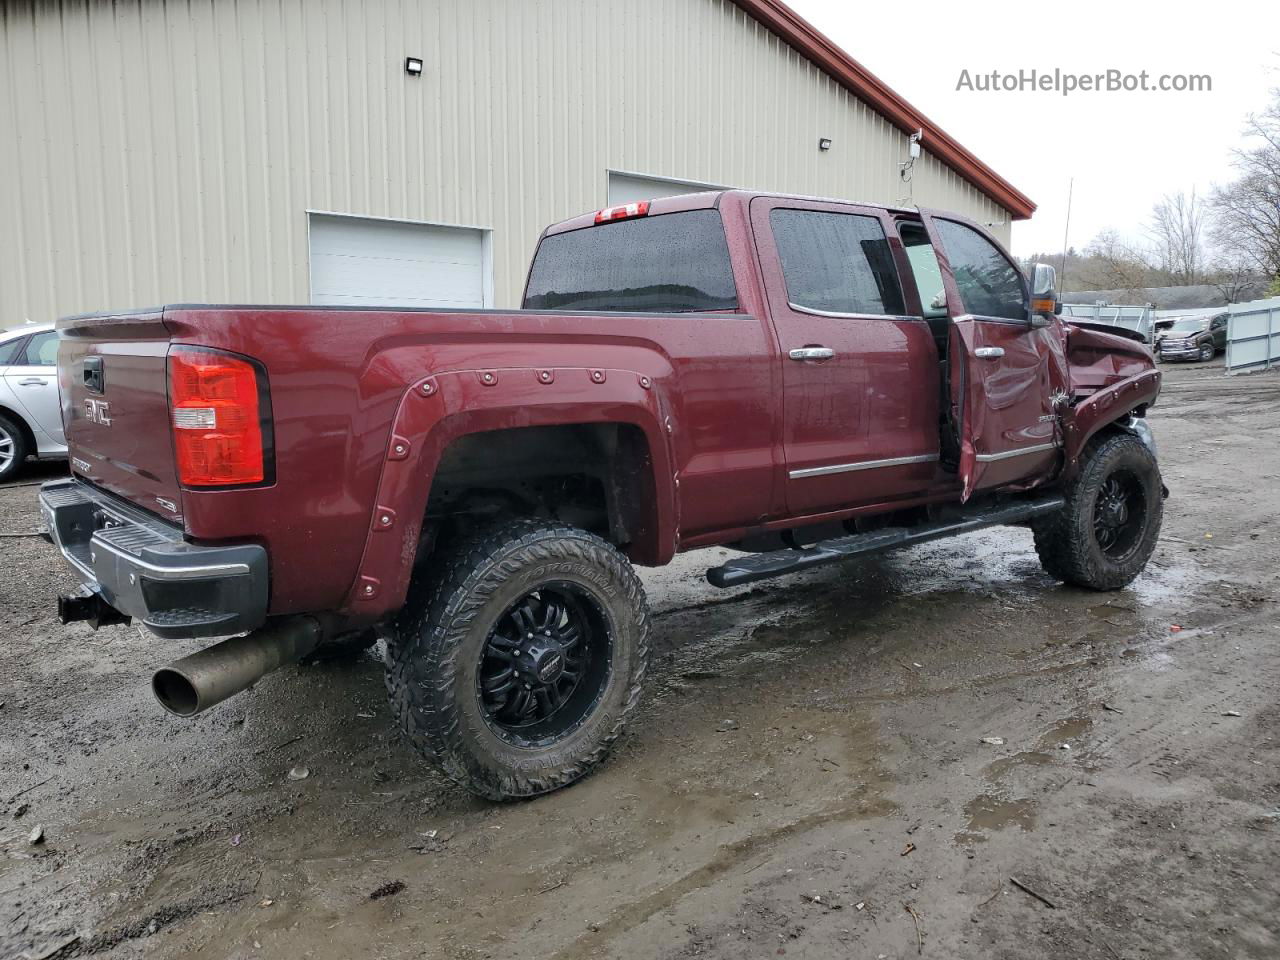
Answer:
1211;315;1227;330
770;209;905;316
933;220;1027;322
897;222;948;318
0;336;28;366
22;331;59;366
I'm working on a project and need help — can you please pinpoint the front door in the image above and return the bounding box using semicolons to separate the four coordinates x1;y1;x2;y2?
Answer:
916;211;1068;499
750;197;940;517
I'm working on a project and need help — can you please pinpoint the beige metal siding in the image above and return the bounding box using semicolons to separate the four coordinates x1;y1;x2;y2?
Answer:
0;0;1016;327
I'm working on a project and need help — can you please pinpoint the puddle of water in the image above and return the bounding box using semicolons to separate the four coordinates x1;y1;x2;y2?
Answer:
955;793;1037;844
983;750;1055;780
957;798;1034;839
1038;715;1093;749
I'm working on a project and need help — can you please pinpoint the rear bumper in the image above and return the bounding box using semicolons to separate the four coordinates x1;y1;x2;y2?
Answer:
39;478;268;638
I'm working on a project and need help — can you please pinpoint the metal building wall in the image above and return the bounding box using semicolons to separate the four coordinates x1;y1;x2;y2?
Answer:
0;0;1014;327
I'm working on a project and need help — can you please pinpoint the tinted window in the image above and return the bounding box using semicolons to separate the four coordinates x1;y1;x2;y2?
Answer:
770;209;905;316
934;220;1026;322
0;335;28;366
22;331;59;366
524;210;738;312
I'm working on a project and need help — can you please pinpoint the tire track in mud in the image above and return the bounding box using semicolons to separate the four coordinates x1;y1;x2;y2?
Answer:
547;782;895;960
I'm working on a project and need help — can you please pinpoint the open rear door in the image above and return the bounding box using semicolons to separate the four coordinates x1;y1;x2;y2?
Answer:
917;210;1068;501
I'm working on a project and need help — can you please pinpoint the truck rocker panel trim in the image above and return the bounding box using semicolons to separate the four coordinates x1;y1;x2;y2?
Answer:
789;453;939;479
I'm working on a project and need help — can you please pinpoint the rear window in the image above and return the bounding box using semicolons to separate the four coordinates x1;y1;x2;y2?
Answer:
22;331;59;366
0;335;28;365
523;210;738;312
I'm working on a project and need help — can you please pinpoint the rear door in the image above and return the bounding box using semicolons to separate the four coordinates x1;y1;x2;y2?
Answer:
750;197;940;516
3;330;65;445
916;211;1067;500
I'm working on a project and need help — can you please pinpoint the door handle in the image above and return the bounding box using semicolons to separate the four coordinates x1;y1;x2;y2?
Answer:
18;378;50;386
974;347;1005;359
789;347;835;361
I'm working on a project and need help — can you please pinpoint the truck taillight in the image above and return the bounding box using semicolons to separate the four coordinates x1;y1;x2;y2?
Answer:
594;200;650;224
168;347;270;487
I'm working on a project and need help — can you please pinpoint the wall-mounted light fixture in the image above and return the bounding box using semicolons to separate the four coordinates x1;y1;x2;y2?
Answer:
900;128;923;183
405;57;424;77
818;137;833;151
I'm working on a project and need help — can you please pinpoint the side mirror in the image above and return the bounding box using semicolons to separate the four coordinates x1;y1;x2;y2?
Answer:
1030;263;1058;323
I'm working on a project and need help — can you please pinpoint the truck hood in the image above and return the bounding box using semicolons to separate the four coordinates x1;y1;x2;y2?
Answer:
1063;321;1159;401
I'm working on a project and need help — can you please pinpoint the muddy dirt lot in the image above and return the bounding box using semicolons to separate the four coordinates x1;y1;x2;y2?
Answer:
3;360;1279;960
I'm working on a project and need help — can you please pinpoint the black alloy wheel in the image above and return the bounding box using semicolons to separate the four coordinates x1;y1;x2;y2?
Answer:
477;584;612;745
1092;470;1147;561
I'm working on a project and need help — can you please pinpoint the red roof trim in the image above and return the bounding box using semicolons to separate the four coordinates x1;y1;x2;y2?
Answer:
727;0;1036;220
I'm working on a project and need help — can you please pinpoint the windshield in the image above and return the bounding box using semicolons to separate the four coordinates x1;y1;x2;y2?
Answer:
524;210;738;312
1169;317;1208;332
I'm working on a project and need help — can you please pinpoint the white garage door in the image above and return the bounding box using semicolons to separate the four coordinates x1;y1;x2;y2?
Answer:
308;213;489;308
607;172;726;207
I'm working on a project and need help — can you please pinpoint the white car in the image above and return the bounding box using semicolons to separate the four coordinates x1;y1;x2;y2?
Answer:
0;322;66;481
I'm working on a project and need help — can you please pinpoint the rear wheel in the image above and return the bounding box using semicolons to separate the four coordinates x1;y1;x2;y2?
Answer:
0;413;30;483
386;520;650;799
1032;431;1162;590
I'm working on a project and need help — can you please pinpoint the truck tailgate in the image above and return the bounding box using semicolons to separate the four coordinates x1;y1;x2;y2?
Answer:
59;310;184;520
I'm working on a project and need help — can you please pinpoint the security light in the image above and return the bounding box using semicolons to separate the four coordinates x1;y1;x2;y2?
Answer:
818;137;832;151
405;57;423;76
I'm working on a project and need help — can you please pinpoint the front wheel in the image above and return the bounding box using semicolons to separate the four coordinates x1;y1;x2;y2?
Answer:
386;520;650;800
1198;342;1214;362
1032;431;1163;591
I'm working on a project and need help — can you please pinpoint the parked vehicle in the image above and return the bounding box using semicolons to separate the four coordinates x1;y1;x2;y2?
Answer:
0;322;67;482
1155;312;1228;362
39;192;1164;799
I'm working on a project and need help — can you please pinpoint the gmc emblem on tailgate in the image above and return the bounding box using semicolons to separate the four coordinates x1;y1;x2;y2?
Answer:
84;398;112;425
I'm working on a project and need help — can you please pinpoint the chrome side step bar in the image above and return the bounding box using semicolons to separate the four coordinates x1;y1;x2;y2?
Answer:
705;495;1066;589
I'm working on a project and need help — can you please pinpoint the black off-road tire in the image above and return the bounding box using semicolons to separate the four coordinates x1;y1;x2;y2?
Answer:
1032;431;1163;591
0;412;31;483
1197;342;1214;362
386;520;650;800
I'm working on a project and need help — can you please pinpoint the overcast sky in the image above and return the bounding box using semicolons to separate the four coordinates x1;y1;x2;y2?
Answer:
787;0;1278;258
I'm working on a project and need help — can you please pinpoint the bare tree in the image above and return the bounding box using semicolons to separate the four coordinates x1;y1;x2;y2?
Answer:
1148;189;1205;284
1078;229;1155;301
1211;90;1280;284
1206;256;1259;304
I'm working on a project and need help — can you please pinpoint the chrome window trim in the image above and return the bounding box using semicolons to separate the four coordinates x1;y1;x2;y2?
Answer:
787;302;915;322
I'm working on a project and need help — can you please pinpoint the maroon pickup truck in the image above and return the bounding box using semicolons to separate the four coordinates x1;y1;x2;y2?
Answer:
40;191;1163;799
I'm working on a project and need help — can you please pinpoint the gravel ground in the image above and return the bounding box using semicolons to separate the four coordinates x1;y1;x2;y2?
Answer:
2;358;1278;960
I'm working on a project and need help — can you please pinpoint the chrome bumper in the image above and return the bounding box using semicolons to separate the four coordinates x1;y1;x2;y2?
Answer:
39;478;268;638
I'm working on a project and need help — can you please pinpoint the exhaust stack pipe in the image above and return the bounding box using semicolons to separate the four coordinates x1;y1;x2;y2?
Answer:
152;616;321;717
